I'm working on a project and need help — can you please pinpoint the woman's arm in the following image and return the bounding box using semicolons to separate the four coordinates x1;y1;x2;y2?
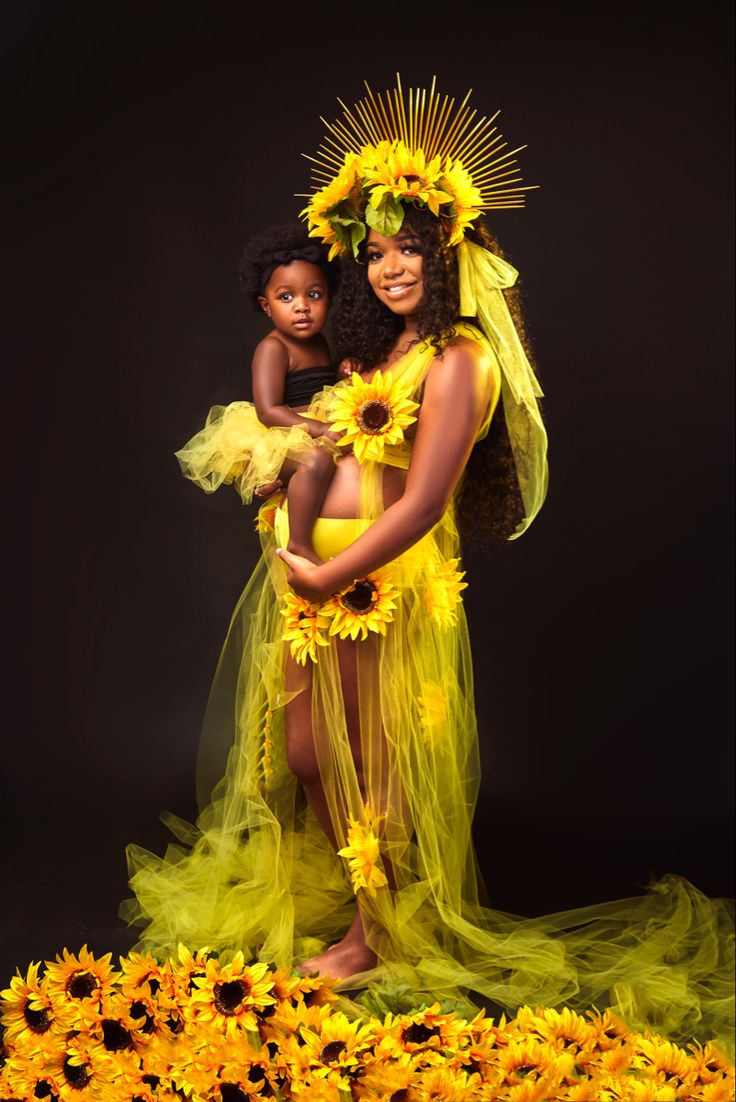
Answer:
252;337;330;439
277;339;496;601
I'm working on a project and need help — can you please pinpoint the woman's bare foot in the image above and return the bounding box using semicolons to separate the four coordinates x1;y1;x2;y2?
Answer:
297;936;377;980
297;910;376;979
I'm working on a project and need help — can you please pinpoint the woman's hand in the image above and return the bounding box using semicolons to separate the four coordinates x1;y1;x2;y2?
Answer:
276;548;334;603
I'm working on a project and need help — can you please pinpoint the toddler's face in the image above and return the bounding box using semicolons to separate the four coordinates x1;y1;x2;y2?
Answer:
258;260;329;341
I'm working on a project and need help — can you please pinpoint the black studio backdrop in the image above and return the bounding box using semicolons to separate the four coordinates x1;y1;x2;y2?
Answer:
2;2;734;979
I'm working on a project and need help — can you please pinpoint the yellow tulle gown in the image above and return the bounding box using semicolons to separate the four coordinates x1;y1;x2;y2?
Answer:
123;322;734;1057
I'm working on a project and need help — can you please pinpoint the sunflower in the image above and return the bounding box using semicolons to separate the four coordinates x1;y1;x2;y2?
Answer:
417;680;448;747
363;140;452;227
1;1059;65;1102
497;1037;568;1086
281;591;332;665
585;1007;634;1051
355;1052;419;1101
322;570;400;642
44;1034;119;1102
44;946;120;1015
0;960;71;1044
632;1036;695;1087
254;490;285;534
437;158;484;246
188;952;276;1037
118;950;171;1001
337;804;388;897
329;370;419;465
415;1064;477;1100
298;1009;377;1079
302;152;366;260
533;1006;595;1055
424;558;467;629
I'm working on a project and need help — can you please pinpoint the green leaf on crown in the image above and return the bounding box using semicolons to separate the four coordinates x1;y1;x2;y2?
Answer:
365;193;404;237
349;221;366;258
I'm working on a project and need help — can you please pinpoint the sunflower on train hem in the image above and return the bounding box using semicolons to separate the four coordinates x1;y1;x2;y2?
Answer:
337;803;388;897
322;569;400;642
328;369;419;465
281;590;332;665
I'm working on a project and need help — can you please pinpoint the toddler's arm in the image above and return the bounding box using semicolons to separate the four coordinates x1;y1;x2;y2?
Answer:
252;336;330;439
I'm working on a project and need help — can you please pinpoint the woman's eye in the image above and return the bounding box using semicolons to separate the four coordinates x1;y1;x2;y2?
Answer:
402;244;420;255
366;251;382;263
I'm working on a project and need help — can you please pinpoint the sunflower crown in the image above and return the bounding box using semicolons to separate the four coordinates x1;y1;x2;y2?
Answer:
299;75;536;258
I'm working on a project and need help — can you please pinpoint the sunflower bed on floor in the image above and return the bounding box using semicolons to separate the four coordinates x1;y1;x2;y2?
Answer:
1;946;734;1101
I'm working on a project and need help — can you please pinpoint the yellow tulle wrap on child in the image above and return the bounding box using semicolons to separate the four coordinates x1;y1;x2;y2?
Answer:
174;401;321;504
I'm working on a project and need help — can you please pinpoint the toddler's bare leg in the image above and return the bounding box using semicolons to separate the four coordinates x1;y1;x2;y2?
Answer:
286;446;336;565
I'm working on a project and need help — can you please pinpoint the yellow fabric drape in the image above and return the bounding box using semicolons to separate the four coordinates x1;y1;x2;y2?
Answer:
457;239;548;537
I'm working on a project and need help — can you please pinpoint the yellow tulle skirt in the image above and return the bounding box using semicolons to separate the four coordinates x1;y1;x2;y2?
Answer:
122;492;735;1057
174;401;318;504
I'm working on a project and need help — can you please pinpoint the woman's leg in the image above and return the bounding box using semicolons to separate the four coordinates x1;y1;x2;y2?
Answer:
284;642;377;979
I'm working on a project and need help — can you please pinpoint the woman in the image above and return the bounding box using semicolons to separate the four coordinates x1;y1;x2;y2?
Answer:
124;79;732;1052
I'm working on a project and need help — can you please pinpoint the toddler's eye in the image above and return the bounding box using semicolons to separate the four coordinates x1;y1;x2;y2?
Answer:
308;290;323;299
279;292;293;301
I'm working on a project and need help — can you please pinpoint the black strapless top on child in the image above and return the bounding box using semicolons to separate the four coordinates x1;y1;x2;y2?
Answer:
283;365;337;407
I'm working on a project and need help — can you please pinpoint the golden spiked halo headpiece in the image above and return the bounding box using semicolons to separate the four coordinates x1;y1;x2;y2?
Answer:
298;74;537;259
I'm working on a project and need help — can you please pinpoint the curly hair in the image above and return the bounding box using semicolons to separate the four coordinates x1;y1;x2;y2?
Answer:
331;209;539;545
237;222;339;310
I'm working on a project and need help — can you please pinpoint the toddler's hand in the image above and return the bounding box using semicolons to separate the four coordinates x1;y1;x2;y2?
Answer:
254;478;284;499
321;428;343;444
337;357;361;379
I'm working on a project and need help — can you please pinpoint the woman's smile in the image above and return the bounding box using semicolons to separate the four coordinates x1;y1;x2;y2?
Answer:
366;228;424;321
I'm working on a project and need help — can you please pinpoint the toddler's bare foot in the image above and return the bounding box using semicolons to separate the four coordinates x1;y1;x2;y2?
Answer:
286;540;322;566
297;936;377;980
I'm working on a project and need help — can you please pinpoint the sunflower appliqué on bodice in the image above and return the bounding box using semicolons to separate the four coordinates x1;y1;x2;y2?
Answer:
329;370;419;464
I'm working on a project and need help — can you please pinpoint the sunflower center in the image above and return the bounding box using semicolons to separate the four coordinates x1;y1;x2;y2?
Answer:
67;971;98;1000
62;1058;91;1089
516;1064;535;1077
214;979;248;1015
33;1081;55;1099
389;1092;409;1102
220;1087;250;1102
102;1018;133;1051
319;1039;348;1063
402;1022;438;1045
357;399;391;434
23;1002;52;1033
130;1000;155;1033
341;580;376;614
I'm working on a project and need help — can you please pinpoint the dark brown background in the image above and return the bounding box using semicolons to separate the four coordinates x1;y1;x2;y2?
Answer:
2;1;733;980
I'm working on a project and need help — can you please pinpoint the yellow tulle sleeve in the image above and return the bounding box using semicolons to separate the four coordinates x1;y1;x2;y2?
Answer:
174;401;317;504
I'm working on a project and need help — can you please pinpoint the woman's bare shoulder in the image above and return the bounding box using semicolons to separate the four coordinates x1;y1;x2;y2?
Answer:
428;334;491;379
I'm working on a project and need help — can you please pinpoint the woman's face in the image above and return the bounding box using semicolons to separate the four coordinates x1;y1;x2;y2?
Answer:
366;229;424;320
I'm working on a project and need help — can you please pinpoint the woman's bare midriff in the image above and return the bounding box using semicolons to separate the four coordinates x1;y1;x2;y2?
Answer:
319;454;406;519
